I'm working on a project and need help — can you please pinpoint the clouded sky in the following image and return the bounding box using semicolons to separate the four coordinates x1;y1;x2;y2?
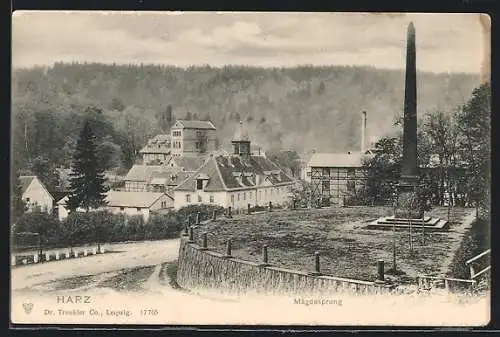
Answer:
12;11;488;74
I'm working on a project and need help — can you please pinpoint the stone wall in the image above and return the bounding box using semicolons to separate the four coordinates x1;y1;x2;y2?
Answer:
177;234;397;296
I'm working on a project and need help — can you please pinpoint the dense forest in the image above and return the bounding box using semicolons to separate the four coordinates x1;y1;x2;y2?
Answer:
12;62;480;184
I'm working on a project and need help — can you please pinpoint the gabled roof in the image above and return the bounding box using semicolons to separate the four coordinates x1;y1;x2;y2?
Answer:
172;120;216;130
124;165;169;182
58;191;173;208
106;191;172;208
19;176;35;194
307;152;374;168
19;175;54;200
175;155;294;192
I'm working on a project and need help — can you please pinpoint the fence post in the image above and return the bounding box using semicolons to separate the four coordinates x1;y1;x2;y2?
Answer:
188;226;194;243
248;203;251;215
377;260;385;282
262;245;269;266
269;201;273;212
200;232;208;250
228;206;233;218
196;212;201;225
309;251;321;275
212;209;217;221
469;264;475;279
224;240;232;258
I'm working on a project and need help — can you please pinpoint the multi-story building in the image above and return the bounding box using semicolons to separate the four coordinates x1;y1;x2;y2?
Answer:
306;111;376;206
170;120;217;157
139;134;171;165
173;122;295;210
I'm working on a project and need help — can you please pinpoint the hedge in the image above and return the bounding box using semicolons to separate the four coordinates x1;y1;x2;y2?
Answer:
11;204;226;249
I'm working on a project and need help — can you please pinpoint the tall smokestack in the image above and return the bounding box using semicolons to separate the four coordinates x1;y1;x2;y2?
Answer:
361;111;367;153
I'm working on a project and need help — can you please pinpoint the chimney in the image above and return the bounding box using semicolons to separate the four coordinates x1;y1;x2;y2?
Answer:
361;111;367;153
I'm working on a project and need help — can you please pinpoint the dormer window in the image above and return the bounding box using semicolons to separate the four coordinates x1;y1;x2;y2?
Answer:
197;179;203;190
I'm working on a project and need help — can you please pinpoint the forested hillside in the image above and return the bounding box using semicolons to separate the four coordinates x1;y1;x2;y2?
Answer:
12;62;480;177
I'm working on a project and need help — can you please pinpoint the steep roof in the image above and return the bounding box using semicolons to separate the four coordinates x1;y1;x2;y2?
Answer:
150;170;191;186
172;120;216;130
307;152;373;168
170;156;206;171
175;154;294;192
19;176;35;194
19;175;54;200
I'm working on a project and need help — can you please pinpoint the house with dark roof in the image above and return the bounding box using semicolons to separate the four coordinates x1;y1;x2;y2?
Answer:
170;120;217;157
19;176;54;214
173;122;295;210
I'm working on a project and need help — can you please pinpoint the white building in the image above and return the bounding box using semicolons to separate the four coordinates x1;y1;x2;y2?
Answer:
19;175;54;214
57;191;174;222
173;122;295;210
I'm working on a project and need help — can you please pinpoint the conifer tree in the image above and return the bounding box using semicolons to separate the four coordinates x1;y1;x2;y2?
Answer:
66;121;109;212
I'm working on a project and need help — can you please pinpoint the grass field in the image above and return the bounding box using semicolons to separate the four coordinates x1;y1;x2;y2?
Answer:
200;206;475;283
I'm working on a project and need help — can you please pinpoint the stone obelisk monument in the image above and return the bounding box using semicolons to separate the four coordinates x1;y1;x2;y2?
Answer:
394;21;423;220
369;22;448;230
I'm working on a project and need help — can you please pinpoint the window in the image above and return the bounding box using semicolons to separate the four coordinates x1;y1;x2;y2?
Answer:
237;193;240;201
249;192;252;199
120;207;125;211
172;131;181;137
161;201;167;208
243;192;246;200
231;195;234;203
198;195;202;202
136;207;141;212
26;198;30;202
196;179;203;190
186;194;191;203
195;141;200;149
209;195;214;203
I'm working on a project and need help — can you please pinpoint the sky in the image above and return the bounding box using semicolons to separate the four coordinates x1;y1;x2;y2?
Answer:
12;11;489;74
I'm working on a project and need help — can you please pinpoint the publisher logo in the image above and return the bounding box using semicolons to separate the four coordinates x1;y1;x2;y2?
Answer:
22;302;34;315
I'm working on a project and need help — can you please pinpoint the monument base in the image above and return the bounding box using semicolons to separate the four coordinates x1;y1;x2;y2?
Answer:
368;176;449;231
367;215;449;231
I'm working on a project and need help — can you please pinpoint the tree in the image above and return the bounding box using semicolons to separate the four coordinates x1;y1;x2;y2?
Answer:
66;121;109;212
11;166;27;223
96;139;122;171
456;83;491;217
267;150;301;177
156;104;174;133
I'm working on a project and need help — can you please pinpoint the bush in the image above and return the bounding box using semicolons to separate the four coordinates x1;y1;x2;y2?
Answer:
125;215;146;241
145;214;180;240
448;218;490;285
13;211;61;249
